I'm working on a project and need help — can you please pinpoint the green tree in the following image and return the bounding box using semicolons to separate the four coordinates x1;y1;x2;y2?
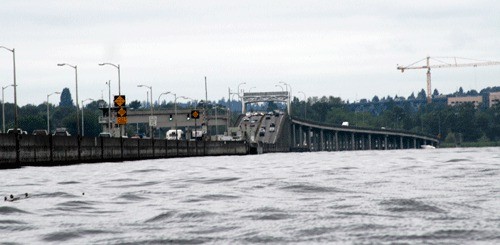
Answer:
59;88;74;107
129;100;141;110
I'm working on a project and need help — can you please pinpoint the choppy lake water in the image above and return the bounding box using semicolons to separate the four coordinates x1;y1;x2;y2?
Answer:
2;147;500;244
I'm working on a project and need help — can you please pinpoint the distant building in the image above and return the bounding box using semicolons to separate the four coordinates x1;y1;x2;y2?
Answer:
447;96;483;108
489;92;500;107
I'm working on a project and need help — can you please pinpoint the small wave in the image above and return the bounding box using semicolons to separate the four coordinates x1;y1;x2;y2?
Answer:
346;223;391;231
188;226;239;234
110;178;138;182
380;198;445;213
246;213;293;220
371;229;499;242
57;181;80;185
250;207;285;213
117;238;208;244
184;194;240;203
38;191;78;198
446;158;470;163
0;219;27;224
57;200;95;207
128;168;165;174
177;211;216;220
243;235;286;243
298;227;335;236
0;206;30;214
280;183;348;193
117;181;162;188
55;200;97;211
42;231;81;242
145;211;177;223
42;229;115;242
199;194;239;201
115;193;149;201
336;211;403;218
200;177;240;184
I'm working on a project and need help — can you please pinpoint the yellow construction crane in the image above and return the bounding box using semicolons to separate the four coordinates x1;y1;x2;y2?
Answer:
397;56;500;103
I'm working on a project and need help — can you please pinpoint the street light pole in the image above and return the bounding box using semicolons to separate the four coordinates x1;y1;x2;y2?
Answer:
298;91;306;118
275;85;284;91
0;46;18;135
81;98;94;137
138;84;153;138
46;91;61;134
99;62;122;137
280;81;292;115
106;80;112;133
238;82;246;113
57;63;80;136
2;84;14;133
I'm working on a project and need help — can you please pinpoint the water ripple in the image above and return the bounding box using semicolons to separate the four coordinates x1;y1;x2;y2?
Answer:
380;198;445;213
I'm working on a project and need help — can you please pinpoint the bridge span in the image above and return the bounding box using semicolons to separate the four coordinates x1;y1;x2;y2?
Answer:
286;117;439;151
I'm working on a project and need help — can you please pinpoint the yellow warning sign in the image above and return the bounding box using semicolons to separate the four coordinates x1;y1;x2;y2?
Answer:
191;110;200;119
117;117;127;125
114;95;126;107
117;107;127;117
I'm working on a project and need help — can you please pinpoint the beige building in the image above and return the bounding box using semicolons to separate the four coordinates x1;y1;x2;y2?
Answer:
489;92;500;107
447;96;483;108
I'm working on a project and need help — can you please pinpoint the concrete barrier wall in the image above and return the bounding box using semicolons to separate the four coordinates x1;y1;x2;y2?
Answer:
0;134;249;169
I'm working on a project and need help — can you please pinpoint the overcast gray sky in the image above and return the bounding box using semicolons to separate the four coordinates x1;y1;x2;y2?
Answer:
1;0;499;106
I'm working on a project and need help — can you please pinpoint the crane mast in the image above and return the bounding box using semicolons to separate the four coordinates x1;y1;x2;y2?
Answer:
397;56;500;103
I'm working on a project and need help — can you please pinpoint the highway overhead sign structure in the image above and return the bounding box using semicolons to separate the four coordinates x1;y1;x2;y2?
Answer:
114;95;127;125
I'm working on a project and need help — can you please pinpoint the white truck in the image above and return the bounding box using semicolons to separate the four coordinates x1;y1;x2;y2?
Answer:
166;129;183;140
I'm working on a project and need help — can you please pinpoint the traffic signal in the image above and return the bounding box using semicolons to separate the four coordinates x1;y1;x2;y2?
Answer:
187;113;190;120
169;114;173;121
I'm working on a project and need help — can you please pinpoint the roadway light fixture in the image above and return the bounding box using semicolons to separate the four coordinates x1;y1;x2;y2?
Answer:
57;63;80;136
138;84;154;138
46;91;61;134
157;91;171;107
99;63;121;95
81;98;94;137
2;84;14;133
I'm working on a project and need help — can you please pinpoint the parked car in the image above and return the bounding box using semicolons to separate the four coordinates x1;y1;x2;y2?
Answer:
7;128;27;135
32;129;48;136
99;132;112;138
54;128;71;136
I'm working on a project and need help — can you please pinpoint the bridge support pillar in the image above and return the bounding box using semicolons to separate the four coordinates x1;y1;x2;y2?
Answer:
335;131;339;151
384;135;388;150
351;133;355;150
414;138;417;149
307;127;312;151
299;126;303;147
400;136;404;149
320;130;324;151
368;134;372;150
292;124;296;147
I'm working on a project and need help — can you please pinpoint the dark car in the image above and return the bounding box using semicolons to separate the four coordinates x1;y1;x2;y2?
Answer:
33;129;48;136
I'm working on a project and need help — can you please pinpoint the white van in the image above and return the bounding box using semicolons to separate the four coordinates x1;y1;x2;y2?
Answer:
166;129;183;140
